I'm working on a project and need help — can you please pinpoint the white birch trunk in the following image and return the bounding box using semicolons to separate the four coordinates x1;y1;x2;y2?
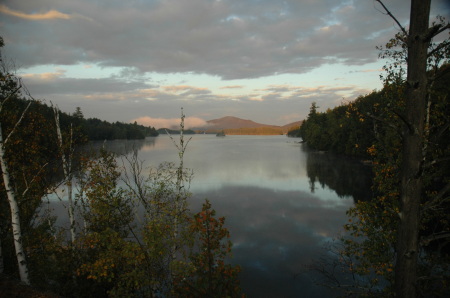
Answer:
53;108;76;244
0;122;30;285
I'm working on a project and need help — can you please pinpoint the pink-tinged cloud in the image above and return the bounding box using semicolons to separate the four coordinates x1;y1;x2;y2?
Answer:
133;116;208;129
22;69;66;80
220;85;244;89
163;85;208;92
0;5;91;21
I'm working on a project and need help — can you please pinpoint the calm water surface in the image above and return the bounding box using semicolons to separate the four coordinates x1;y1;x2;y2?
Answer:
64;135;373;297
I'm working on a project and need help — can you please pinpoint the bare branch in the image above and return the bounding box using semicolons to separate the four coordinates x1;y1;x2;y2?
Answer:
4;101;32;145
365;112;402;136
421;232;450;246
427;40;450;59
431;119;449;141
374;0;408;37
434;181;450;202
425;23;450;42
424;156;450;169
21;162;49;197
0;84;22;113
21;81;36;101
391;109;414;134
165;129;181;152
120;150;149;216
422;181;450;212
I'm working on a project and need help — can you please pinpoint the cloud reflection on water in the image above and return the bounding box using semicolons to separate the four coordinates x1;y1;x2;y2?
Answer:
62;135;371;297
191;184;353;298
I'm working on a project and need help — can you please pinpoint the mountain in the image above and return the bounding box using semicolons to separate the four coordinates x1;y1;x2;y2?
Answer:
193;116;302;135
207;116;271;130
281;120;303;132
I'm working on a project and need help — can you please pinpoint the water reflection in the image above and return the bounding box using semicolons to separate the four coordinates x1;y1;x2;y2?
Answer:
50;135;373;297
82;137;157;156
304;145;374;203
190;185;352;298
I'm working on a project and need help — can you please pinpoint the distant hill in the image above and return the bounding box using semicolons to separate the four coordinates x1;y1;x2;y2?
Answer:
193;116;302;135
207;116;270;129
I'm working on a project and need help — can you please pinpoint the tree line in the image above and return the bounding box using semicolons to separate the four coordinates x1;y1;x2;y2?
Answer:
301;64;449;296
82;117;159;140
0;37;242;297
297;2;449;296
4;97;158;143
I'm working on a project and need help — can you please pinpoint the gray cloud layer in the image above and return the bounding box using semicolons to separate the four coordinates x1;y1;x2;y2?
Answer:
5;0;447;78
1;0;448;124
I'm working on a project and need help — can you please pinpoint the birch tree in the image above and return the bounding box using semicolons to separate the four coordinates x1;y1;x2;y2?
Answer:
0;36;31;284
165;108;193;254
53;105;76;244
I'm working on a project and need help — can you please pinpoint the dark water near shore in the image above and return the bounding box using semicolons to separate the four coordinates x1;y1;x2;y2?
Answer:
51;135;373;297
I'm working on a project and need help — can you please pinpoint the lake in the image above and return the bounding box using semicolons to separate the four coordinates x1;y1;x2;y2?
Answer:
53;134;373;297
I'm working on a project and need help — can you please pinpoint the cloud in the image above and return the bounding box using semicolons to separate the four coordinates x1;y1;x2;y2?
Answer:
262;84;300;93
163;85;195;92
22;68;67;80
0;4;88;21
349;68;383;73
190;185;353;297
246;96;264;102
5;0;447;79
4;0;447;126
280;113;302;124
132;116;209;129
163;85;211;97
220;85;244;89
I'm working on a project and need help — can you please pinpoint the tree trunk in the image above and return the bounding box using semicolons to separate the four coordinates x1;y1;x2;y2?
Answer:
0;123;30;285
54;108;76;244
394;0;430;297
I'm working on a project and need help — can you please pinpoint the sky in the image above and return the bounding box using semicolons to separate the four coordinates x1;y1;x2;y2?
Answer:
1;0;449;128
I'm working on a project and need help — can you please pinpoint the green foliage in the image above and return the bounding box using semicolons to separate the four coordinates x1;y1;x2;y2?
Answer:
327;25;450;295
44;103;159;141
84;118;158;140
82;149;134;237
1;37;239;296
286;125;301;137
300;97;377;157
0;55;63;280
59;127;240;297
74;154;185;296
77;228;152;297
173;199;243;297
72;153;242;297
139;161;194;295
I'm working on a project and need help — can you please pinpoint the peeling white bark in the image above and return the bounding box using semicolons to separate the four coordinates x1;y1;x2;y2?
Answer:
53;107;76;244
0;122;30;285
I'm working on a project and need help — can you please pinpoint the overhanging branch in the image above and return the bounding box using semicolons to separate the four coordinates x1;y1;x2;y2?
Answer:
421;231;450;246
374;0;408;37
425;23;450;42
